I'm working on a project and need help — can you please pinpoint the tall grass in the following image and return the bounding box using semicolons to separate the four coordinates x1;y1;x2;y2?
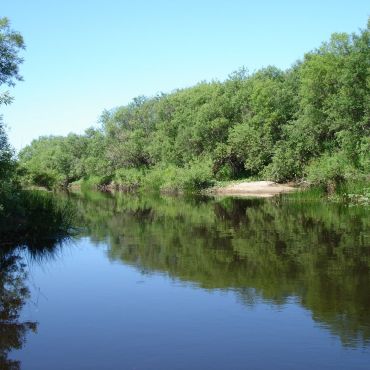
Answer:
0;190;76;250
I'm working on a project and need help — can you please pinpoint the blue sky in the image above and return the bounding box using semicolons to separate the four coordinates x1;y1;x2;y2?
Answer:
1;0;369;151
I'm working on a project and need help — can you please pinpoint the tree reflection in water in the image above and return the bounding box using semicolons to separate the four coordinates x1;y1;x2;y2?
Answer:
1;189;368;369
0;251;36;370
0;191;75;369
73;191;370;348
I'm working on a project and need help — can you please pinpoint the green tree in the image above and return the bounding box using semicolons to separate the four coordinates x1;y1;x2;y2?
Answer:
0;17;25;105
0;17;24;197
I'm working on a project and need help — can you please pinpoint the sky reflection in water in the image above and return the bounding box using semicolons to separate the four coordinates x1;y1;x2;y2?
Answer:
5;192;370;369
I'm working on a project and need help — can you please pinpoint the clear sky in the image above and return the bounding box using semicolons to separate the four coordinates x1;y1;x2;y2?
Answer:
1;0;369;151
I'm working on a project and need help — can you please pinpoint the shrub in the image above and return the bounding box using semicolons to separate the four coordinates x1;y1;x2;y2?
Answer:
262;145;303;182
181;158;215;191
143;165;180;192
80;175;112;190
305;152;357;192
143;160;215;193
114;168;144;191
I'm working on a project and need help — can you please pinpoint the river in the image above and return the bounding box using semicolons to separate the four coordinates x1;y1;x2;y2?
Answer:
3;191;370;369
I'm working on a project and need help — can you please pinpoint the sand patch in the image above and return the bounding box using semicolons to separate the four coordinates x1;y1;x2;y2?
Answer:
213;181;296;198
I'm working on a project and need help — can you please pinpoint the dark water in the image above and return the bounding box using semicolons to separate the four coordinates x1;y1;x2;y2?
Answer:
2;192;370;369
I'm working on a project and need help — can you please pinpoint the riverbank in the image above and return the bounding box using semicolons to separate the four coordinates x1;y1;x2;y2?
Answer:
70;178;299;198
209;181;297;198
68;177;369;205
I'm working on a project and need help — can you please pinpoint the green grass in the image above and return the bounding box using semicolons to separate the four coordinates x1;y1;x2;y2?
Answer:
283;180;370;205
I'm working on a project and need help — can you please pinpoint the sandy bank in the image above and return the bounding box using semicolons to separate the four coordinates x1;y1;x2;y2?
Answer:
212;181;297;198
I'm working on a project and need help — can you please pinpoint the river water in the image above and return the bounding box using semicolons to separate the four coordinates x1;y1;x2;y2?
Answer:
5;192;370;369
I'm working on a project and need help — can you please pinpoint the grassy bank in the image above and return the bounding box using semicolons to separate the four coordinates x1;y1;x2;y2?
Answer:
72;168;369;206
72;161;216;194
282;179;370;205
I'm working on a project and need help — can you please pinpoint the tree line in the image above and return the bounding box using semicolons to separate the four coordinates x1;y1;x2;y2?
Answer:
6;19;370;192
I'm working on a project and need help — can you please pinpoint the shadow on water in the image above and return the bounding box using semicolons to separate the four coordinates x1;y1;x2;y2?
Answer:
0;191;76;369
71;190;370;348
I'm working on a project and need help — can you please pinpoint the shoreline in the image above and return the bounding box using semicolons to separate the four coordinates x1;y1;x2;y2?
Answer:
69;180;298;198
207;181;297;198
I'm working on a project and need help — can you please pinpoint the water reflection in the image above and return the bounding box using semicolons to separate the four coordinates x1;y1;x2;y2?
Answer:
0;251;36;370
0;191;75;368
1;190;369;369
72;191;370;348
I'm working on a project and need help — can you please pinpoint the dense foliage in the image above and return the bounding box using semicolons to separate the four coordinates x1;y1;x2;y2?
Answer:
18;19;370;192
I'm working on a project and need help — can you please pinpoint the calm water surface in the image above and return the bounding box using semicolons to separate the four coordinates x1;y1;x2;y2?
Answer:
4;192;370;369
